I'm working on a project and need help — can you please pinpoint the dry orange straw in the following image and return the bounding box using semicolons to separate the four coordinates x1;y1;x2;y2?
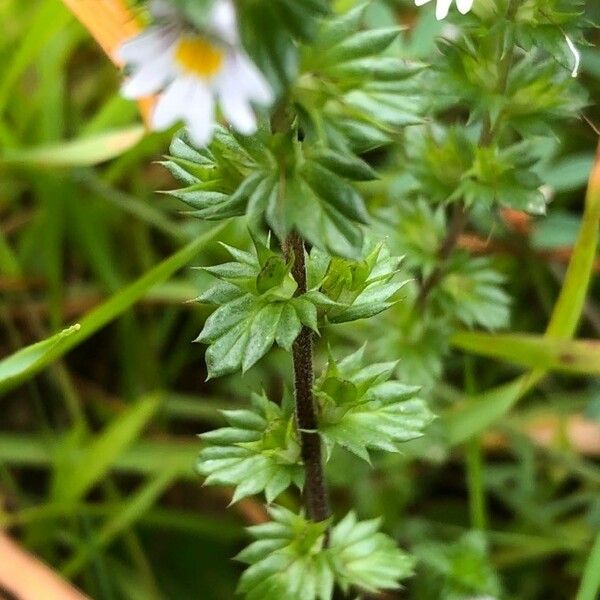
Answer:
61;0;155;123
0;533;91;600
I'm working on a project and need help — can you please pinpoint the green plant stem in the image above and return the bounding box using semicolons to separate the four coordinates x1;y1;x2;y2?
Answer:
464;357;487;530
285;232;330;524
417;200;468;306
418;1;520;307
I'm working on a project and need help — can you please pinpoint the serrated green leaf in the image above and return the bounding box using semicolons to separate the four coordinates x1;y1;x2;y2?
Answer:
302;162;370;224
413;532;501;599
322;27;401;65
237;506;413;599
243;304;284;372
276;304;303;351
256;256;294;295
198;393;302;503
308;148;378;181
195;243;324;377
315;350;434;461
195;294;254;344
330;512;414;593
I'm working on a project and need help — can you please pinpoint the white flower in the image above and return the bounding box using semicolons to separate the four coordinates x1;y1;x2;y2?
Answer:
117;0;273;146
415;0;474;20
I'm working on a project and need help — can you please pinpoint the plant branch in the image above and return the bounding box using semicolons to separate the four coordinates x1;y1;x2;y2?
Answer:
417;200;468;307
418;2;519;307
284;231;330;524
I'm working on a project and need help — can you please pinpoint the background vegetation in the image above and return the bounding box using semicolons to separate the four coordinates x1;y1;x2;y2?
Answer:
0;0;599;598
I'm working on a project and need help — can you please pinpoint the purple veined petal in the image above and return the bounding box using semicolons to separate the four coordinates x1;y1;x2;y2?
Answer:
184;81;216;147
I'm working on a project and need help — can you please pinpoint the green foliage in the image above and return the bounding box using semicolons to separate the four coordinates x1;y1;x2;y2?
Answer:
296;4;424;152
237;506;414;599
315;240;408;323
163;5;427;257
406;127;547;214
315;346;435;460
198;392;303;502
329;511;415;595
239;0;330;93
432;254;511;330
0;226;225;394
413;532;501;600
2;0;598;598
194;236;317;378
52;395;162;503
195;236;407;377
162;128;274;222
164;126;371;256
373;304;452;387
499;0;588;61
459;142;546;214
373;198;510;388
436;8;587;136
377;202;446;273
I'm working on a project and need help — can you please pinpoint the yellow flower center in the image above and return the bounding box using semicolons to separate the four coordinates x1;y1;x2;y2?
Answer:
174;37;224;78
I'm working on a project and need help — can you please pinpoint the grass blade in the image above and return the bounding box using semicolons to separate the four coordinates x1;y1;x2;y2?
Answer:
0;325;81;394
451;332;600;375
0;126;145;167
0;0;71;115
0;223;226;396
52;395;162;503
62;467;181;578
576;534;600;600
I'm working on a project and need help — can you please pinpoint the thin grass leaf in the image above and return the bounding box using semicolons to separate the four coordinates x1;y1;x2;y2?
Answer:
62;466;182;577
0;126;145;167
0;223;225;396
52;394;162;503
451;332;600;375
576;534;600;600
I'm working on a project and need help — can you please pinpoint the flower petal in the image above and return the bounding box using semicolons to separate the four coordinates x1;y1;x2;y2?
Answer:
152;76;194;130
231;52;273;105
435;0;453;20
220;93;257;135
184;82;216;147
121;52;174;98
456;0;474;14
117;26;178;65
209;0;238;44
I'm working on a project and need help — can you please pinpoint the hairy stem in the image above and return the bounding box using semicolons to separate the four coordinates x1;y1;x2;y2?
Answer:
284;232;330;524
